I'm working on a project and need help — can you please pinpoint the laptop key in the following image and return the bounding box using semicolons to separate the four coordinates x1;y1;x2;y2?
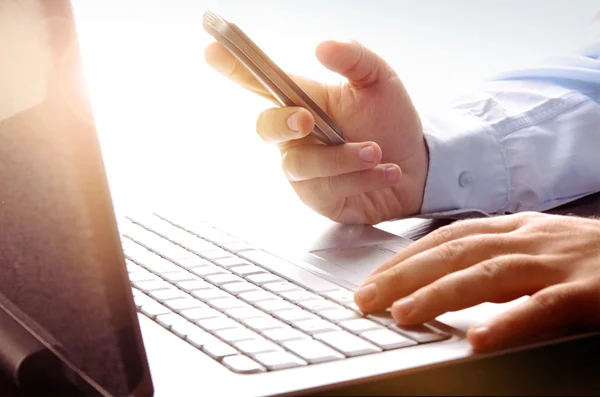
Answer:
262;328;311;342
238;290;281;303
362;329;416;350
367;313;397;327
214;257;253;269
192;288;232;302
273;309;318;324
133;280;173;292
254;352;307;371
164;298;207;311
241;317;288;332
128;271;160;283
149;289;190;302
186;327;221;348
345;302;363;314
160;271;199;283
225;307;270;321
229;264;265;277
234;338;283;355
180;307;223;322
215;328;260;343
322;289;355;305
279;290;319;302
156;313;187;329
246;273;283;285
220;242;255;253
140;302;171;318
207;298;250;311
221;282;262;295
283;339;345;364
389;324;451;344
176;279;211;292
263;282;302;294
339;319;382;334
191;265;230;278
173;257;213;270
170;320;199;338
131;288;143;297
200;249;233;261
293;319;341;335
201;342;238;361
315;331;382;357
146;238;197;260
205;274;244;286
297;299;342;312
255;300;299;313
133;294;154;308
138;256;181;274
197;317;242;332
319;308;361;323
222;355;266;374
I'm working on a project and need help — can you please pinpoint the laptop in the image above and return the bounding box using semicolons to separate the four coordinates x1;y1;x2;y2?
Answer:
0;1;597;396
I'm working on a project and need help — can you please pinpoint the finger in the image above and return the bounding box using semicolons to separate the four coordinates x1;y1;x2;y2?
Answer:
315;40;396;88
204;42;273;100
467;282;598;352
256;107;315;144
292;164;401;210
364;216;519;281
282;142;382;181
390;254;556;325
355;233;520;314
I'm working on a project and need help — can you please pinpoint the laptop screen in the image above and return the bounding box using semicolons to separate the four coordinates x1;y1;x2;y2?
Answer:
0;1;150;395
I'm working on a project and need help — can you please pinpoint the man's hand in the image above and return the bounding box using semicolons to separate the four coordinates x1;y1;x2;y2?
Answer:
354;212;600;352
205;40;428;224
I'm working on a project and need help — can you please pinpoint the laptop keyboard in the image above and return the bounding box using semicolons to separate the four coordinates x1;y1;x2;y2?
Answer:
119;214;451;374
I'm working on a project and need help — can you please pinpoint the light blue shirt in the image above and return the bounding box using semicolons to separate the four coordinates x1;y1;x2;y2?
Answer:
420;41;600;217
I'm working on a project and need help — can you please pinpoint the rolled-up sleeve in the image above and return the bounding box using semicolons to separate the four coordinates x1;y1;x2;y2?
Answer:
420;43;600;217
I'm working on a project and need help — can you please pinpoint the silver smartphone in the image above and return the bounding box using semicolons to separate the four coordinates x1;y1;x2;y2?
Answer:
202;11;346;146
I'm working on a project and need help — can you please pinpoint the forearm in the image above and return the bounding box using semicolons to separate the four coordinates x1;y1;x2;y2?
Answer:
420;45;600;217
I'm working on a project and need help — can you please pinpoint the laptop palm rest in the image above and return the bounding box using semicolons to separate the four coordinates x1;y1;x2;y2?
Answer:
309;244;402;286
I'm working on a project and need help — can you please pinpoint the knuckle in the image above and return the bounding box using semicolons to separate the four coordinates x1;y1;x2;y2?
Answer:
436;240;461;262
431;224;455;246
515;211;542;226
532;290;563;312
478;259;503;281
280;150;302;181
426;282;446;301
391;266;404;286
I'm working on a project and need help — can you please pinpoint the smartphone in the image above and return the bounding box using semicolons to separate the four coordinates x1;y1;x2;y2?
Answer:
202;11;346;146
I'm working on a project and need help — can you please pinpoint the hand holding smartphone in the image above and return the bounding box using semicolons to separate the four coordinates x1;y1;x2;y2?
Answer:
202;11;346;146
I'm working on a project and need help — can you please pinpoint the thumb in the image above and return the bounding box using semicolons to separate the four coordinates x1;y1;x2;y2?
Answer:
315;40;396;88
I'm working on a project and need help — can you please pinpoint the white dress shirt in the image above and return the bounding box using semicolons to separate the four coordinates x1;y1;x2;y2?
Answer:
420;41;600;217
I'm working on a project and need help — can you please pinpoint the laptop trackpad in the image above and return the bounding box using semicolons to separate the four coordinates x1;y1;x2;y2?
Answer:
310;245;400;282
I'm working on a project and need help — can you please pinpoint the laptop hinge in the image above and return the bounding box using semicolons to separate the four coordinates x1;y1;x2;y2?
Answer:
0;307;82;395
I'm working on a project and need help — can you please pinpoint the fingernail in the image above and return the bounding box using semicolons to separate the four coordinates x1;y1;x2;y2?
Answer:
385;166;399;182
393;297;414;317
287;112;302;132
359;146;375;163
355;284;377;304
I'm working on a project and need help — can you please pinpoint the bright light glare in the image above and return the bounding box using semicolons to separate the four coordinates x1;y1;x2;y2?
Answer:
71;0;598;228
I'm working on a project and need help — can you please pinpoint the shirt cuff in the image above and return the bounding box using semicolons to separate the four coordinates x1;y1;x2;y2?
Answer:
420;109;509;216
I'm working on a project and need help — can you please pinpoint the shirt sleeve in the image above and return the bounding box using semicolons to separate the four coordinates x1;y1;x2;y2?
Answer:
419;42;600;218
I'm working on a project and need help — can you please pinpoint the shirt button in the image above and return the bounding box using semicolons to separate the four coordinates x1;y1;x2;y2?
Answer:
459;171;474;188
